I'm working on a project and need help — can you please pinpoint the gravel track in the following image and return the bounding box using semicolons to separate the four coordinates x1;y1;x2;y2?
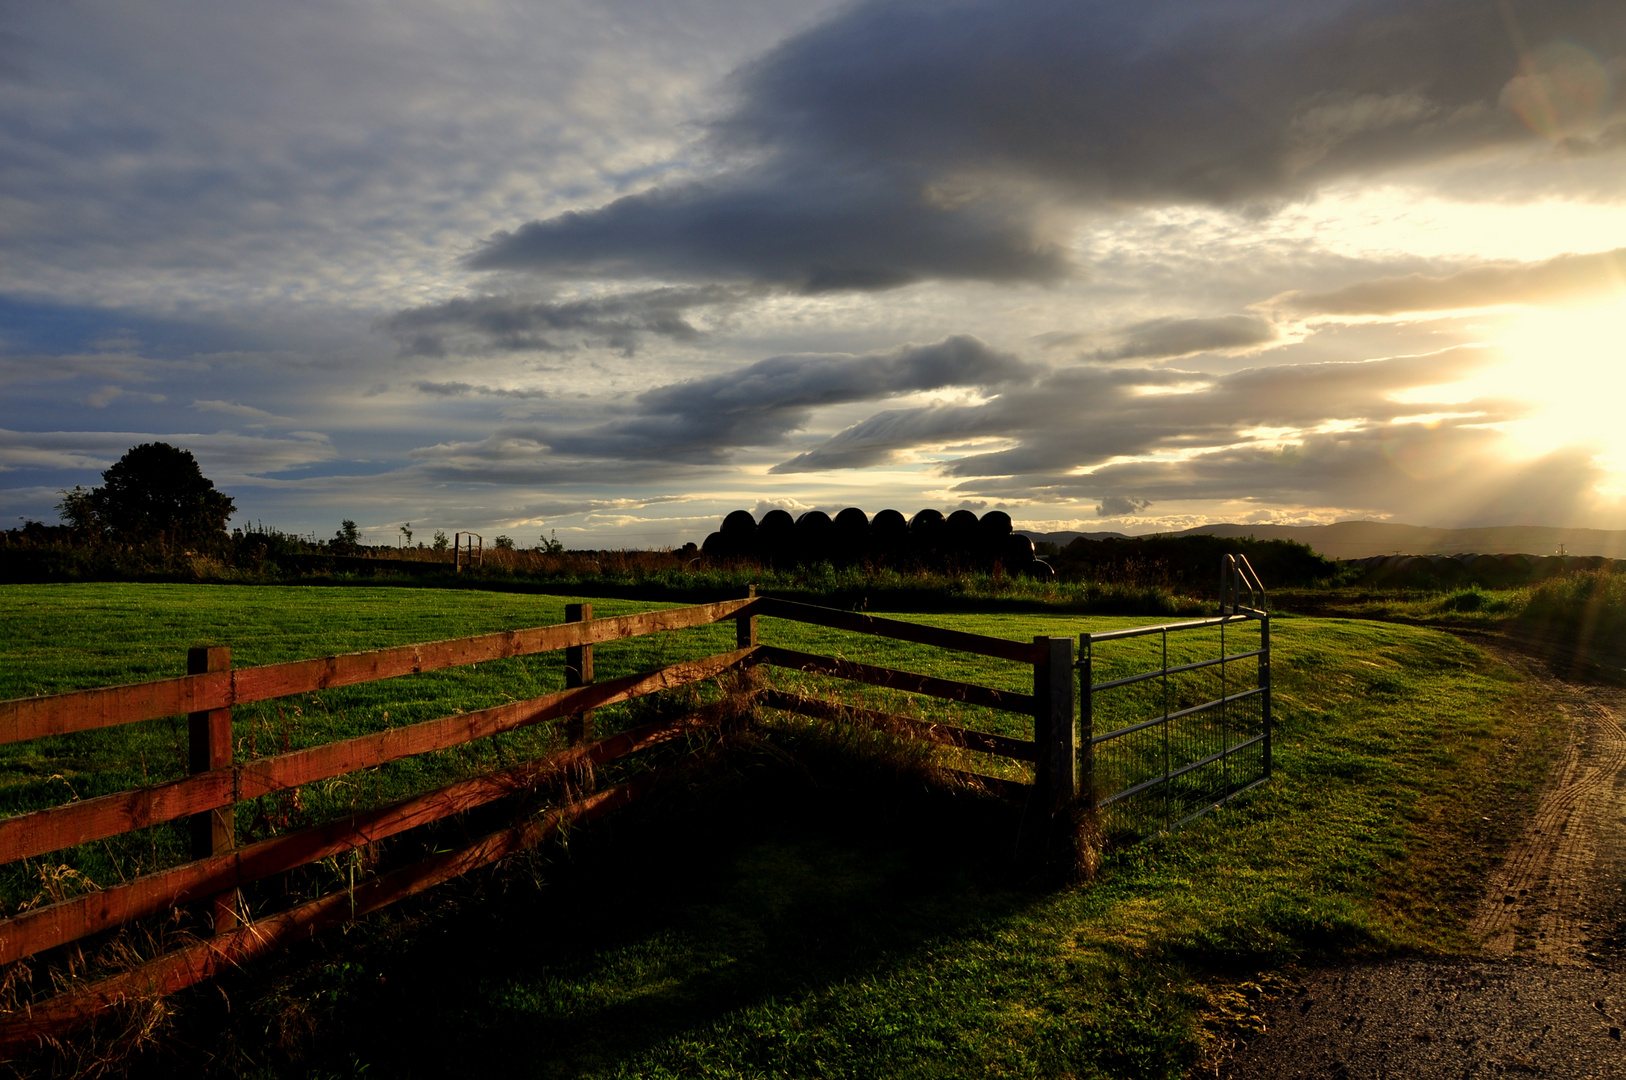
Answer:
1223;649;1626;1079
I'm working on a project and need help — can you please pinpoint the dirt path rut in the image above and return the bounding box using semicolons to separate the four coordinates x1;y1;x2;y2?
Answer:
1470;686;1626;964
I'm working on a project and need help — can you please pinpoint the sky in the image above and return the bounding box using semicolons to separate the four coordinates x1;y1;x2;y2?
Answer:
3;0;1625;549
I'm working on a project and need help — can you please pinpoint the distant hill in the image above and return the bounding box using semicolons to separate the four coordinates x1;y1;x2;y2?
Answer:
1018;530;1126;548
1015;521;1626;560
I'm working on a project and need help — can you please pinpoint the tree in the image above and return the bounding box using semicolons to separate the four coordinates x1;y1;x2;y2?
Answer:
65;443;235;544
333;520;361;552
493;535;515;550
56;485;98;533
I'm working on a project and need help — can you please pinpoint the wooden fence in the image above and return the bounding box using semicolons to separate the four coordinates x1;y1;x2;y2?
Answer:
0;593;1075;1051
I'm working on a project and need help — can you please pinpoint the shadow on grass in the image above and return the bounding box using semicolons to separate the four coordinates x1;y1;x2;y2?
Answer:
108;742;1050;1079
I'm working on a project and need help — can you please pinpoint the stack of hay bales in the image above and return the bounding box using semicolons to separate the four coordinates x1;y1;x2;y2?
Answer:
700;508;1053;576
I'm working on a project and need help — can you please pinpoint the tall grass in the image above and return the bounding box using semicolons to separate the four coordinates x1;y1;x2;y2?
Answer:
1517;568;1626;661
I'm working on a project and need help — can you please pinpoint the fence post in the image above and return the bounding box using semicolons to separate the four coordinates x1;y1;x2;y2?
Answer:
1260;613;1272;779
565;604;594;746
737;584;757;650
1077;633;1094;811
187;646;237;933
1032;636;1076;813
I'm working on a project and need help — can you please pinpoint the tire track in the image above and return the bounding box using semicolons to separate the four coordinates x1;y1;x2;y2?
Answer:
1470;687;1626;963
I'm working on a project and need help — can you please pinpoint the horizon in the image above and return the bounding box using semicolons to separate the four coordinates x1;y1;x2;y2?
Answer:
4;1;1625;548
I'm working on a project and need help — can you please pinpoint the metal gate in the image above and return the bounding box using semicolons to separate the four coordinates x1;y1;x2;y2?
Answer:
1080;555;1271;837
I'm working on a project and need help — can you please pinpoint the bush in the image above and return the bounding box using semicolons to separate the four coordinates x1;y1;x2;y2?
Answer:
1050;533;1336;594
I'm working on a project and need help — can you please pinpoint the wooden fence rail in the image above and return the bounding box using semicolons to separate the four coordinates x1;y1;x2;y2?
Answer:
0;595;1069;1052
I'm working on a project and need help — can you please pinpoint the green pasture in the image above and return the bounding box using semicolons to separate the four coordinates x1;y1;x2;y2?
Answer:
0;583;1563;1079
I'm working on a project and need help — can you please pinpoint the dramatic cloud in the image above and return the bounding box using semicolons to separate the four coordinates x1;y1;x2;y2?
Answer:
773;346;1502;474
5;1;1626;541
467;173;1071;291
1267;246;1626;315
472;0;1626;290
552;334;1028;461
1097;495;1153;518
1086;315;1281;361
408;335;1031;470
381;285;766;357
953;430;1603;531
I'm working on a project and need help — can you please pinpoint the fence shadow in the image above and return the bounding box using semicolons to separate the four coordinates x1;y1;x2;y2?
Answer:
124;743;1045;1077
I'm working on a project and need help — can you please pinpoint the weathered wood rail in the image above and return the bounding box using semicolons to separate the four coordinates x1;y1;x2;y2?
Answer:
0;593;1073;1051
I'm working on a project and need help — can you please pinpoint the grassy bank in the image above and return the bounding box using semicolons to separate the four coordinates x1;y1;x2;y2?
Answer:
0;585;1563;1078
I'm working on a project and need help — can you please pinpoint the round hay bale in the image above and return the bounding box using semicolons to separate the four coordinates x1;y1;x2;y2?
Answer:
1530;555;1563;578
721;509;756;542
794;510;832;563
978;510;1013;543
909;509;945;551
756;509;795;563
871;509;909;554
700;531;728;560
945;509;979;553
1003;533;1035;569
1026;558;1056;579
832;507;870;561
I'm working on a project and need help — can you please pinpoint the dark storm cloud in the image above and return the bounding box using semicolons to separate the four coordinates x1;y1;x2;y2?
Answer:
771;345;1500;474
1267;247;1626;315
472;0;1625;289
381;285;764;357
466;173;1070;291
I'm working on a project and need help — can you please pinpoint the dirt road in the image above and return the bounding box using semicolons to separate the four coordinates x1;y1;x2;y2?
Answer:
1222;658;1626;1078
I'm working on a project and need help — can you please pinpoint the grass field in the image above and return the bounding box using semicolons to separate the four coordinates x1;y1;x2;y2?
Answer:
0;583;1563;1078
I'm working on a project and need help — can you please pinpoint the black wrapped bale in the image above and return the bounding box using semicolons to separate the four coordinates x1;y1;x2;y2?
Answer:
1002;533;1035;570
700;531;728;561
756;509;796;565
831;507;870;565
978;510;1013;543
1026;558;1056;579
794;510;833;565
871;509;909;557
721;509;757;543
975;510;1014;564
945;510;979;563
909;509;945;556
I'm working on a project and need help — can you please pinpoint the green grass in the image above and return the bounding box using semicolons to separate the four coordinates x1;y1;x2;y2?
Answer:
0;584;1562;1079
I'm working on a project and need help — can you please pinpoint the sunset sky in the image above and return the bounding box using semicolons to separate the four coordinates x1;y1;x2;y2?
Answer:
3;0;1625;547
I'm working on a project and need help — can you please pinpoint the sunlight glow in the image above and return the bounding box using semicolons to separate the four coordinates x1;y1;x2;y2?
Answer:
1493;300;1626;465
